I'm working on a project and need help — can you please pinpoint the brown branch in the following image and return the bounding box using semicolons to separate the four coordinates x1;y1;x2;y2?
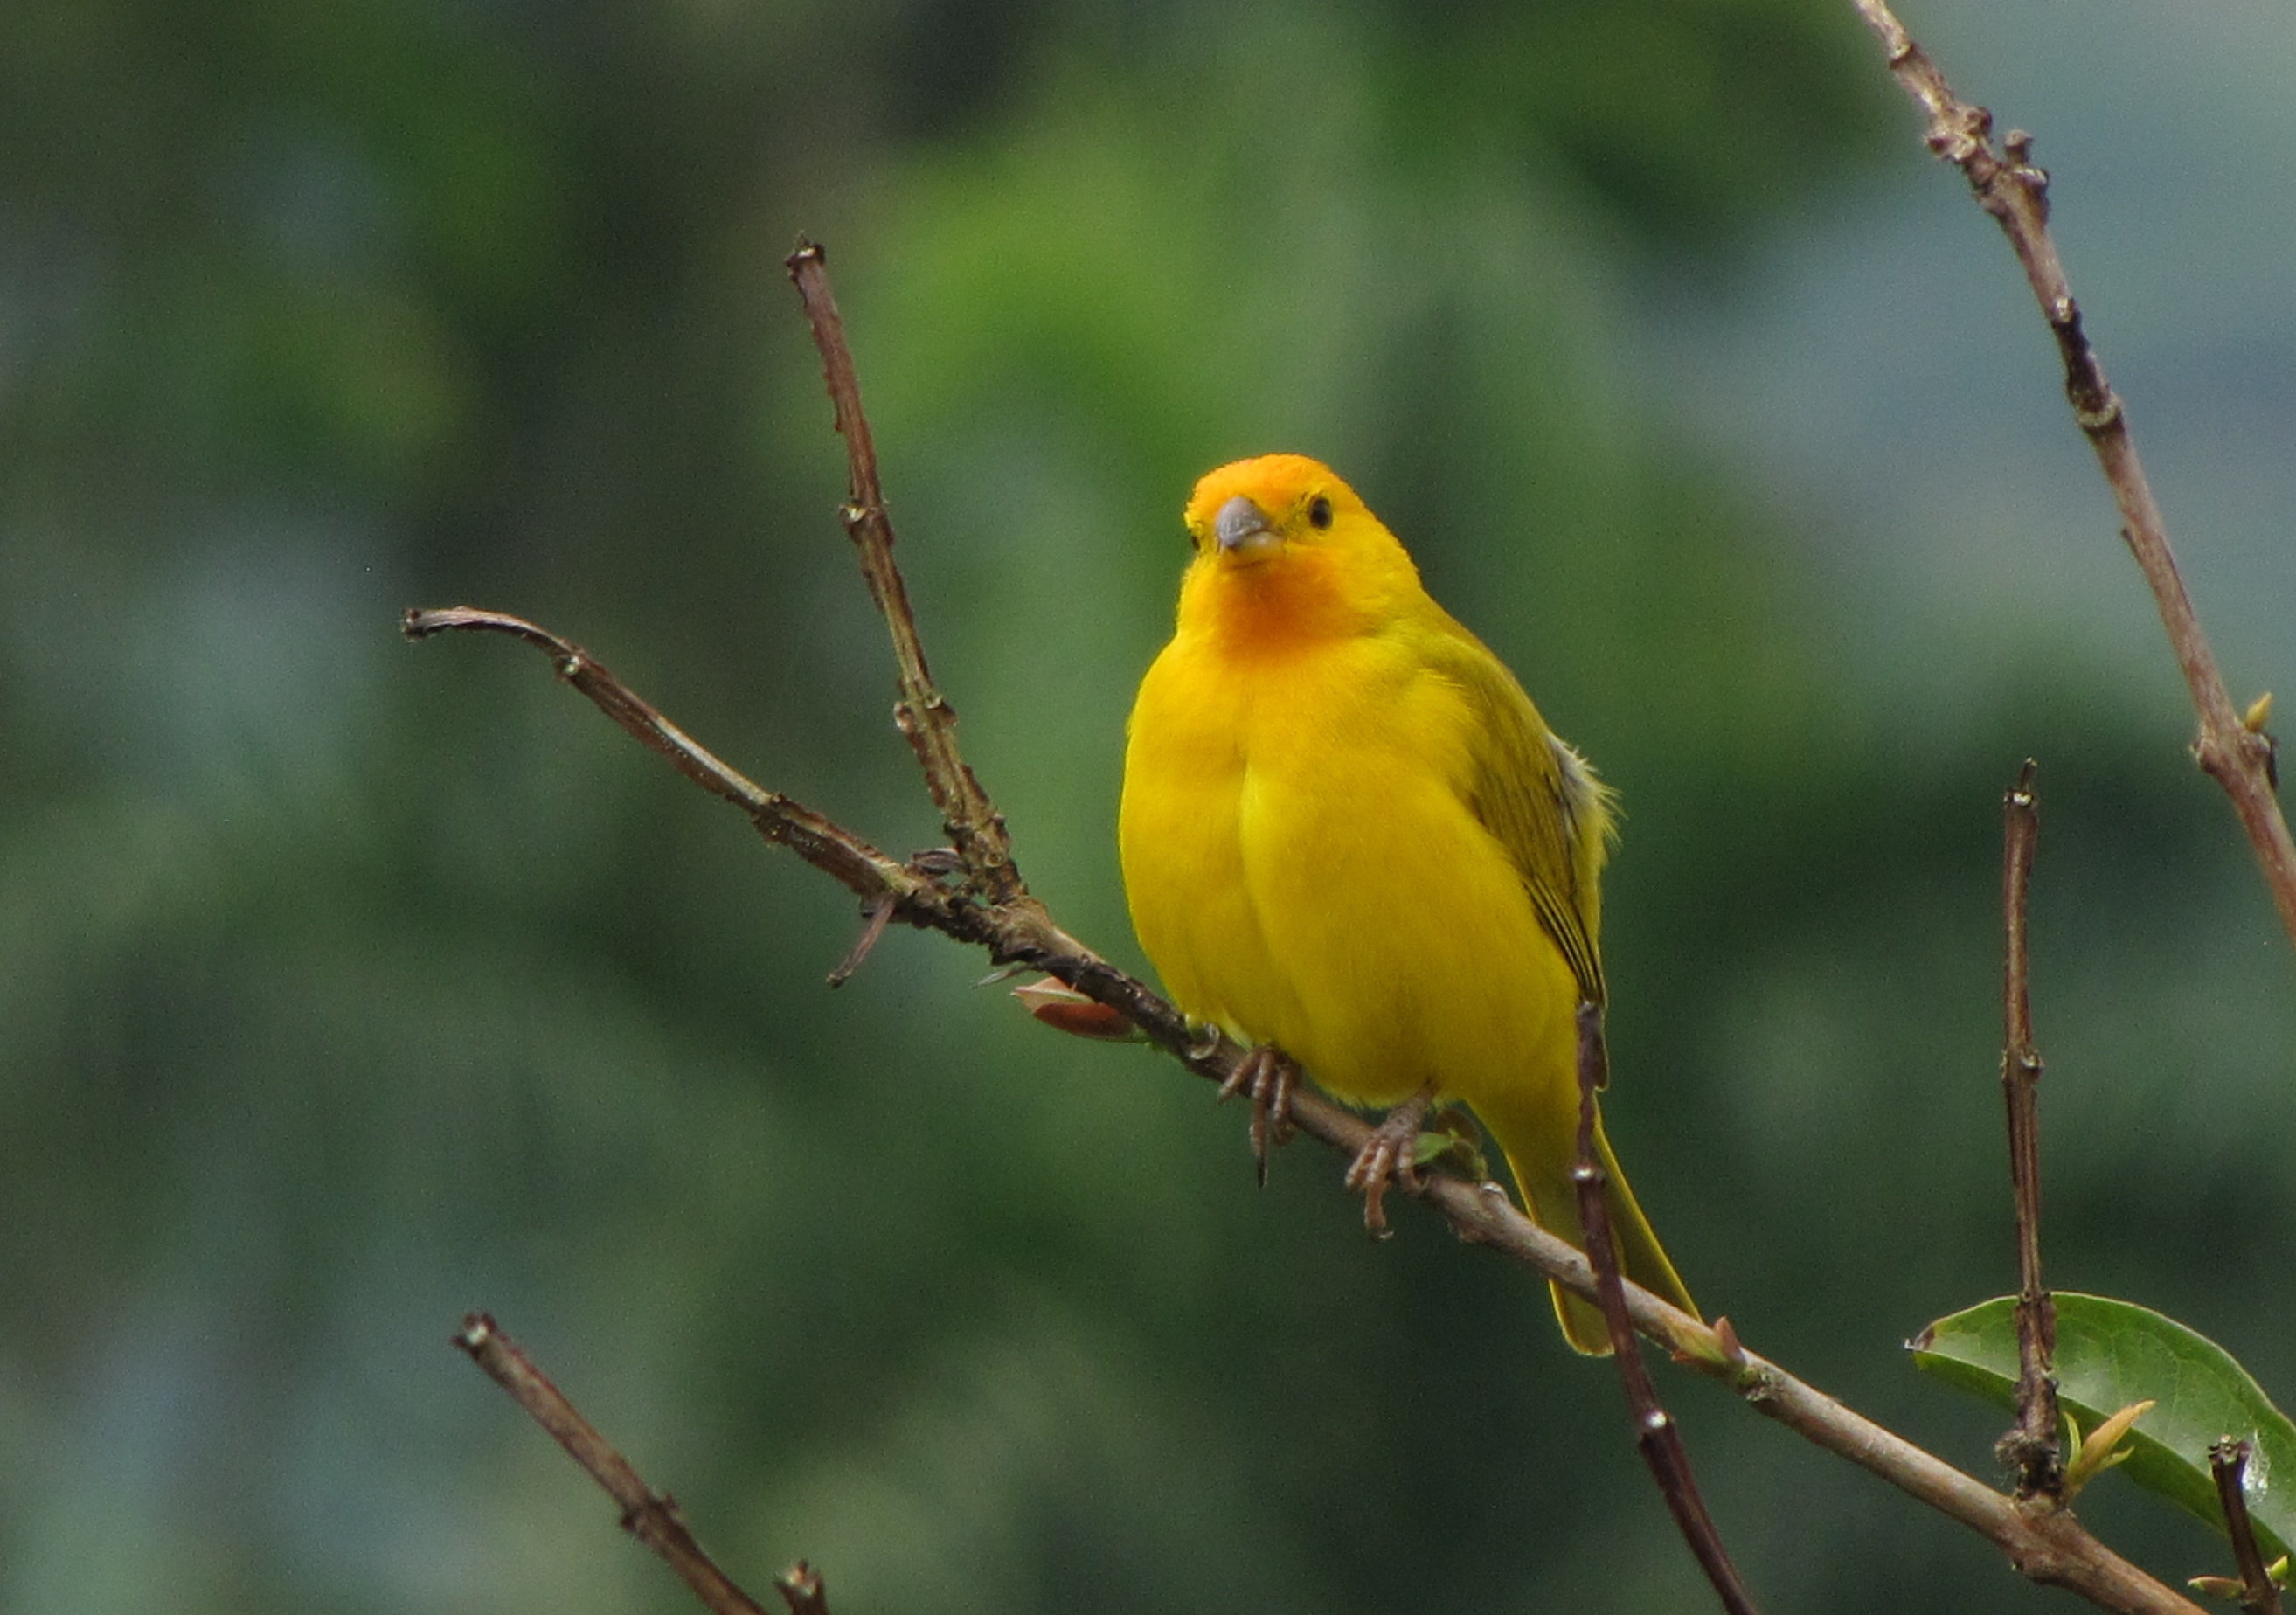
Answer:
452;1313;792;1615
403;241;2213;1615
1849;0;2296;954
2209;1441;2286;1615
1572;1003;1763;1615
784;239;1024;907
1998;759;2061;1498
402;607;917;913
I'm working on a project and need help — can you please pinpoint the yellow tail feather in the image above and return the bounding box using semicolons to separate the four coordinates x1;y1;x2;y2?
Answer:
1501;1108;1697;1356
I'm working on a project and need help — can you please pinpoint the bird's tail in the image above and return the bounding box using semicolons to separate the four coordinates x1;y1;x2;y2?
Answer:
1494;1103;1698;1356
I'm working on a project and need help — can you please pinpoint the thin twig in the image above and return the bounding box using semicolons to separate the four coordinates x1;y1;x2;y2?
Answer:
785;240;1024;906
1848;0;2296;953
1998;759;2060;1498
2209;1441;2286;1615
827;893;898;987
1572;1003;1763;1615
402;607;916;911
452;1313;787;1615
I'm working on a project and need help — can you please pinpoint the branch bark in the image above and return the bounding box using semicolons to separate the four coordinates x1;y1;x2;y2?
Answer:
453;1313;790;1615
1998;759;2060;1498
1849;0;2296;954
786;240;1023;908
2208;1440;2286;1615
1573;1003;1763;1615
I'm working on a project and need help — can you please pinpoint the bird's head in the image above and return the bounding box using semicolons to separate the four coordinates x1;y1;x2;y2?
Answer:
1183;454;1360;567
1176;454;1420;641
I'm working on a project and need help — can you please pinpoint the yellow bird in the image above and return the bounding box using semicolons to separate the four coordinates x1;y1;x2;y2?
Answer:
1118;454;1696;1353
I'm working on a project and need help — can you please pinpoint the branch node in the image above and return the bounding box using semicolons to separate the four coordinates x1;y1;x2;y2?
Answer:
453;1313;780;1615
2209;1440;2286;1615
776;1562;832;1615
2071;393;2126;434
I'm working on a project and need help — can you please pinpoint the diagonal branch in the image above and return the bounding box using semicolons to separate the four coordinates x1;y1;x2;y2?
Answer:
453;1313;793;1615
785;240;1024;907
1849;0;2296;954
401;606;914;909
1998;759;2060;1499
1572;1002;1763;1614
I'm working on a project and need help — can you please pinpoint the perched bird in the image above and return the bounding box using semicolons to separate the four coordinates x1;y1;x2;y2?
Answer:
1119;454;1695;1353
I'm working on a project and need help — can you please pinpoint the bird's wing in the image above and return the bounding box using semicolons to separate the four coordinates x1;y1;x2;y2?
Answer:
1422;626;1613;1008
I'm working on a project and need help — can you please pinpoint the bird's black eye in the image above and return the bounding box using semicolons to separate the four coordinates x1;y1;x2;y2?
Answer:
1307;496;1333;530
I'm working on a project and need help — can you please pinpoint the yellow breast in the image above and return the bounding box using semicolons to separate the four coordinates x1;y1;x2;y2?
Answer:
1120;617;1578;1113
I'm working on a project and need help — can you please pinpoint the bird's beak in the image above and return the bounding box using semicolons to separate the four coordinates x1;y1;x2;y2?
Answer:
1214;496;1280;561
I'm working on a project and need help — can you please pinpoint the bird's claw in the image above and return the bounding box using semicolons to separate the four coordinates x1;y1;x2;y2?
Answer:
1217;1045;1298;1184
1344;1086;1438;1239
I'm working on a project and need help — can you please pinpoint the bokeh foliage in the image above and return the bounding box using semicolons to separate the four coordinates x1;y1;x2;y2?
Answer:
4;2;2293;1612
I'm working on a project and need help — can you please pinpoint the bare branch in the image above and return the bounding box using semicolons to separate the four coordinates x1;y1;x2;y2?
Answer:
785;240;1023;906
1998;759;2061;1498
452;1313;786;1615
402;607;915;911
1848;0;2296;953
2209;1441;2286;1615
1572;1003;1763;1615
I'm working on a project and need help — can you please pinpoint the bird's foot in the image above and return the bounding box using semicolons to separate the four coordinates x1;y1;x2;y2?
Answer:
1343;1084;1439;1239
1217;1044;1299;1185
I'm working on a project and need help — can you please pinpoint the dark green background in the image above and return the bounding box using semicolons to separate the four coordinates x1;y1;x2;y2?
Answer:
7;1;2295;1610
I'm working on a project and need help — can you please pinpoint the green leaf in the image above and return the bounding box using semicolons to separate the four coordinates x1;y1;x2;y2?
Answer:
1913;1293;2296;1559
1411;1105;1489;1182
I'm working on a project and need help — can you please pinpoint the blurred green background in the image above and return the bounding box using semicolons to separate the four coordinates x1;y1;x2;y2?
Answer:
6;1;2295;1611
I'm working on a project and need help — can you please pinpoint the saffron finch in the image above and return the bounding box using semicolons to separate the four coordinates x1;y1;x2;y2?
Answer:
1119;454;1696;1353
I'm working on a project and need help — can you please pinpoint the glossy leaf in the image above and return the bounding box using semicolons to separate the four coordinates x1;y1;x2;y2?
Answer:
1913;1293;2296;1558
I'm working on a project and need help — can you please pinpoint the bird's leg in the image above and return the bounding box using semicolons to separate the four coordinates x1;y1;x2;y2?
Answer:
1343;1082;1439;1239
1217;1044;1300;1185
